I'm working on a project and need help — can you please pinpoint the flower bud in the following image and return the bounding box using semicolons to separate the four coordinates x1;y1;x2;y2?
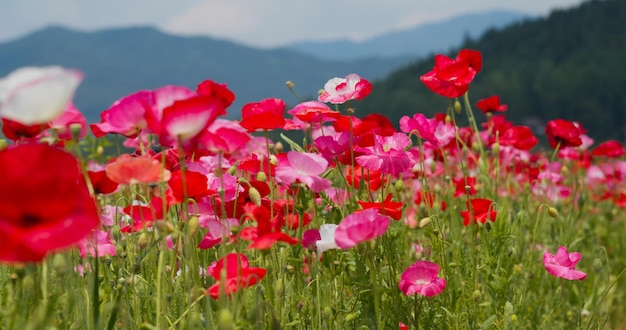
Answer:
394;180;403;192
137;233;149;250
274;141;284;153
227;166;237;175
454;99;462;113
217;309;235;330
22;275;35;295
592;257;603;273
0;139;7;151
419;217;432;228
548;207;558;218
472;289;482;302
285;81;295;89
256;172;267;182
52;253;68;275
492;142;500;155
186;216;200;237
96;145;104;155
69;123;83;140
154;220;175;234
248;187;262;207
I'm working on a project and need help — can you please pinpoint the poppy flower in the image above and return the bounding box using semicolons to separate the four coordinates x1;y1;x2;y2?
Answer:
121;197;166;233
358;193;403;220
545;119;584;149
0;143;99;262
239;98;286;132
334;209;390;249
1;118;48;141
592;140;625;158
460;198;497;226
196;79;235;109
90;90;154;138
76;229;116;258
207;253;267;299
48;103;88;141
0;66;83;125
355;132;412;176
165;169;209;205
398;260;446;297
543;246;587;280
274;151;331;193
318;74;372;104
88;170;119;195
420;49;482;98
288;101;341;123
499;126;538;151
199;119;251;154
105;154;171;185
476;95;508;114
399;113;454;147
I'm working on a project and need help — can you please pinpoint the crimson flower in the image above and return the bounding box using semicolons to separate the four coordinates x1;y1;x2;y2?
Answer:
207;253;267;299
0;144;99;262
239;98;286;132
318;73;372;104
460;198;497;226
358;193;403;220
499;126;539;151
1;118;48;141
545;119;584;149
165;169;209;206
420;49;482;98
476;95;508;114
592;140;625;158
543;246;587;281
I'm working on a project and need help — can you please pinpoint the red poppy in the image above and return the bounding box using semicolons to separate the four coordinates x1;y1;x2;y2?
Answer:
420;49;482;98
121;197;165;233
88;170;119;195
460;198;497;226
476;95;508;115
207;253;267;299
1;118;48;141
239;98;286;132
165;170;209;205
358;193;403;220
499;126;539;151
0;144;100;262
592;140;625;158
196;79;235;109
545;119;584;149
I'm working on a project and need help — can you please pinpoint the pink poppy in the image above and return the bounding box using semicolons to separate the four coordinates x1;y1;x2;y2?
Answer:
48;103;88;140
355;132;412;176
0;66;83;125
199;119;251;154
334;209;390;249
318;74;372;104
275;151;331;192
399;113;454;147
543;246;587;280
398;260;446;296
90;90;154;138
76;229;116;258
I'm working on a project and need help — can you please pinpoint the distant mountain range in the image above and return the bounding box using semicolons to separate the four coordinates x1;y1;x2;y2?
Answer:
0;10;528;122
285;10;531;60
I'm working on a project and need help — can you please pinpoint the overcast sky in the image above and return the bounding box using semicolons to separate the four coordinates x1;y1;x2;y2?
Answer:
0;0;586;47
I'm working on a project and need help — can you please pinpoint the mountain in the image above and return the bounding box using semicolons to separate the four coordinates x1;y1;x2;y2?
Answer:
285;10;531;61
358;0;626;141
0;26;413;121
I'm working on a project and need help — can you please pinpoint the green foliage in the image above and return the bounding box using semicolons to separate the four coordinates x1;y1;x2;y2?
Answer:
362;0;626;141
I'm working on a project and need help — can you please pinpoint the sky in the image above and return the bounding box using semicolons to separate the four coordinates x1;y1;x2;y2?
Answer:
0;0;586;48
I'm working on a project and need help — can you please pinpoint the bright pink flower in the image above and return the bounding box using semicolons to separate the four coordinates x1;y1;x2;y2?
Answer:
543;246;587;281
145;85;195;134
334;209;390;249
90;90;154;138
476;95;508;114
318;74;372;104
275;151;331;192
314;131;351;163
355;132;412;176
0;66;83;125
0;144;99;262
239;98;286;132
199;119;251;154
197;216;238;249
398;260;446;296
76;229;116;258
420;49;482;98
207;253;267;299
399;113;454;147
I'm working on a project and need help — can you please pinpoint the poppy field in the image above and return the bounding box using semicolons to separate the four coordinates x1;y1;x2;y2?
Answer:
0;49;625;329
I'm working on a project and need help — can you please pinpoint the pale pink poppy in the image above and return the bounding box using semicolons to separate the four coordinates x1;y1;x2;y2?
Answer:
275;151;331;192
543;246;587;281
334;209;390;249
355;132;412;176
0;66;82;125
318;74;372;104
76;229;116;258
398;260;446;296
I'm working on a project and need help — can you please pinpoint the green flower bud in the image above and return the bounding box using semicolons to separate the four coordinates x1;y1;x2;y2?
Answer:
248;187;262;207
548;207;558;218
137;233;149;250
454;99;462;113
186;216;200;237
592;257;603;273
52;253;68;275
217;309;235;330
256;172;267;182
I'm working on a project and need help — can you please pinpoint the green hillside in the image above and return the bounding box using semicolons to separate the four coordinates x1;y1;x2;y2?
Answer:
360;0;626;140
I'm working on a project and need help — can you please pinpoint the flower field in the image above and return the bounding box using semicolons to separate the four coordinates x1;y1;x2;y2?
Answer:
0;49;625;329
